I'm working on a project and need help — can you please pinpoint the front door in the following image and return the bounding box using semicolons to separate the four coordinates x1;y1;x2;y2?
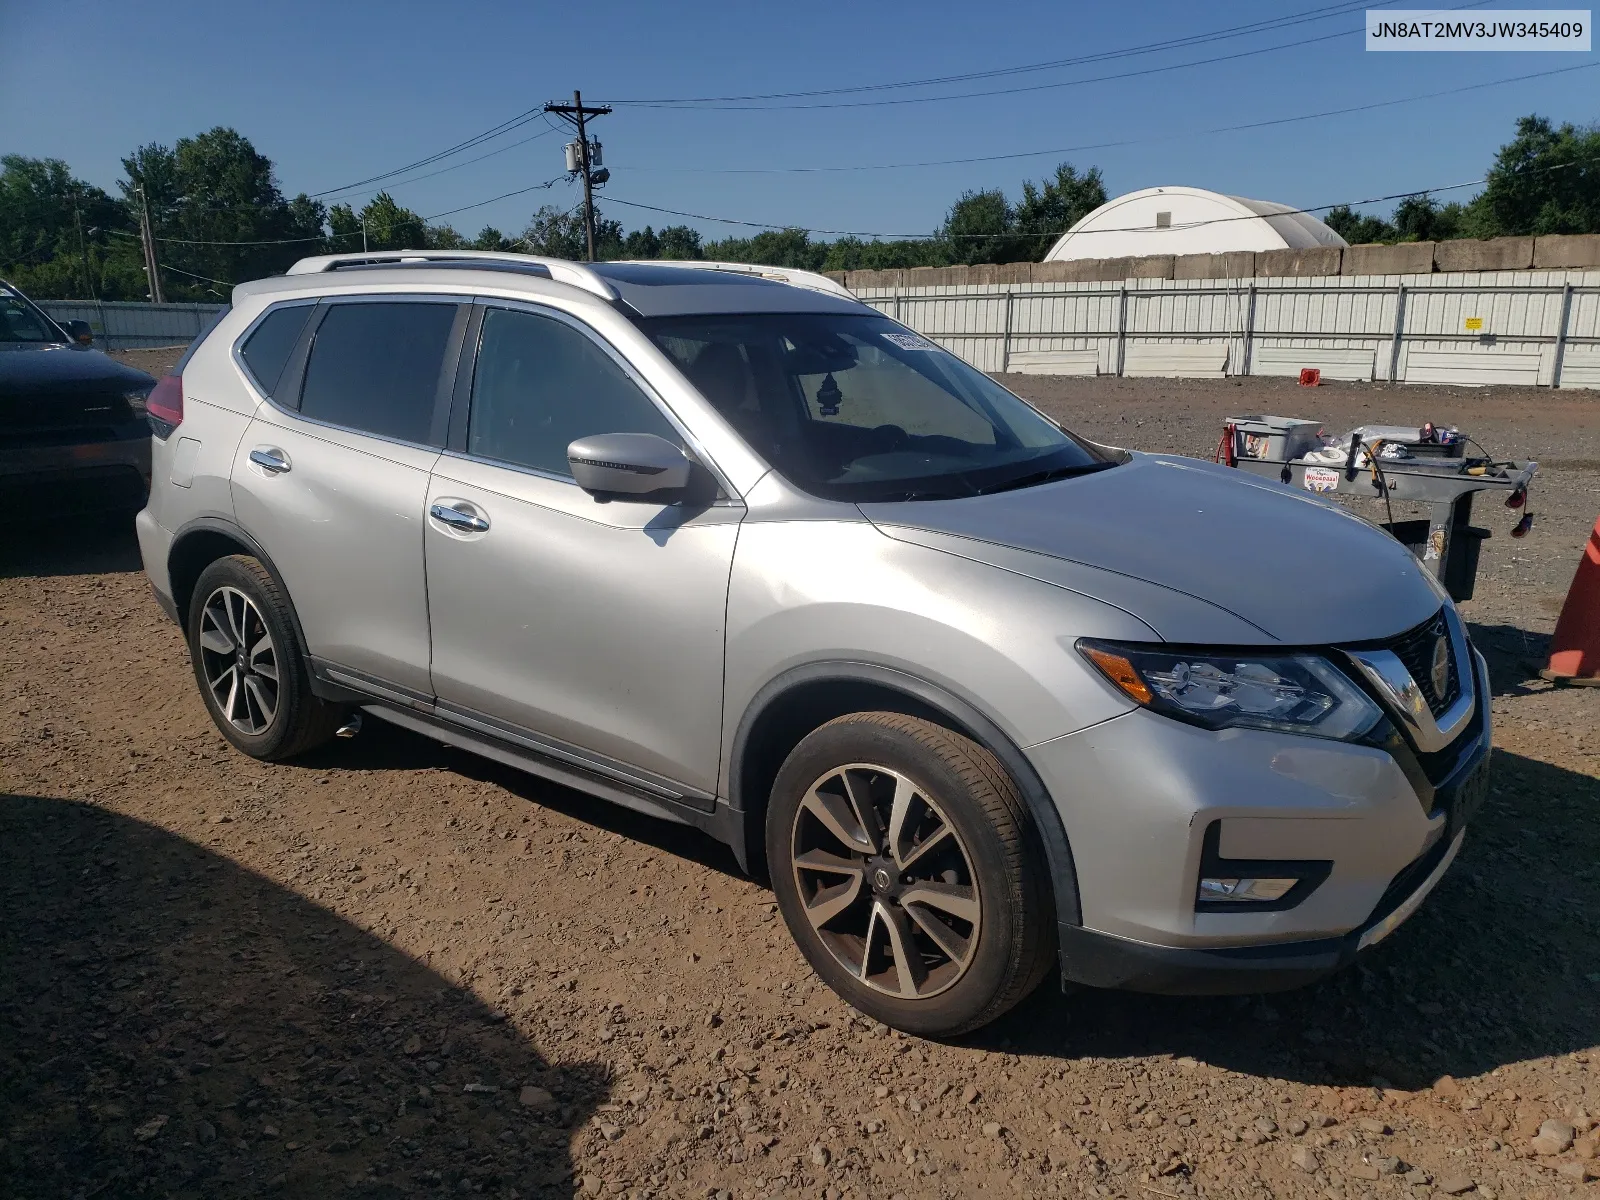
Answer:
424;304;742;801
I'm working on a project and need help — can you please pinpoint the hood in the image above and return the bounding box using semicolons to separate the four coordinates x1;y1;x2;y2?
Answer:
859;453;1442;645
0;344;155;398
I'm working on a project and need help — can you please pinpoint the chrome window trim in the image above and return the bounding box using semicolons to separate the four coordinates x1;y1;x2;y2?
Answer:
466;296;742;500
246;293;466;453
1344;605;1475;754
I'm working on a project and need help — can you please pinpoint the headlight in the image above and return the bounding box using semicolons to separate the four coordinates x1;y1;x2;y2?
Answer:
1077;639;1382;741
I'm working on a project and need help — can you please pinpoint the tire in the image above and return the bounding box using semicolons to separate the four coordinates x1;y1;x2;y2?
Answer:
186;555;346;761
765;712;1056;1037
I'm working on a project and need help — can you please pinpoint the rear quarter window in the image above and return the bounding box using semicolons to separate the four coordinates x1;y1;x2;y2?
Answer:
238;305;313;398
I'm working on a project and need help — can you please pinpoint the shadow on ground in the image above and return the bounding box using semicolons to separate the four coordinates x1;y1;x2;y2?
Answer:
290;717;747;882
0;795;606;1199
976;746;1600;1085
1469;621;1555;696
0;513;143;580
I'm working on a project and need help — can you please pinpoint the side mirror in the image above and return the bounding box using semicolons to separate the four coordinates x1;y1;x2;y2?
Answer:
65;319;94;346
568;432;693;499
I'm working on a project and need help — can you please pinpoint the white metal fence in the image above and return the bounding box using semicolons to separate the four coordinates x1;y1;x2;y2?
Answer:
39;300;226;350
35;270;1600;389
854;268;1600;389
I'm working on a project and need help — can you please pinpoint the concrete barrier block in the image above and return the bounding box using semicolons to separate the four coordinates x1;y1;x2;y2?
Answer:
904;267;944;289
1034;259;1112;283
1532;233;1600;269
1434;237;1534;273
1341;242;1434;277
995;261;1034;285
844;269;897;290
1127;255;1174;279
967;264;1000;286
1257;246;1343;278
1173;251;1256;279
1087;257;1137;281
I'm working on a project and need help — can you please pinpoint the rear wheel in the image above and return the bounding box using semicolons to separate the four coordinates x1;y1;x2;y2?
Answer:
186;555;345;760
766;712;1055;1037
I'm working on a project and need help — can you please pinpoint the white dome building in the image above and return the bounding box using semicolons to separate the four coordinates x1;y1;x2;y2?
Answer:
1042;186;1346;262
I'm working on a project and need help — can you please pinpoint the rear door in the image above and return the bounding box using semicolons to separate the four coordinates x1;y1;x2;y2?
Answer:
231;297;467;699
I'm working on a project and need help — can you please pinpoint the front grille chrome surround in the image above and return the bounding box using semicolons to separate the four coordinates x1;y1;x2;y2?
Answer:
1343;606;1476;754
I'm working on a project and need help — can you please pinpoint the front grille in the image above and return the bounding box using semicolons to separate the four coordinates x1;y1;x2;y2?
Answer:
0;391;136;432
1387;610;1459;718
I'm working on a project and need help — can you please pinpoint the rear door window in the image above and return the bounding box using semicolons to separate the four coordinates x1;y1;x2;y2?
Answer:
298;302;458;445
238;305;312;398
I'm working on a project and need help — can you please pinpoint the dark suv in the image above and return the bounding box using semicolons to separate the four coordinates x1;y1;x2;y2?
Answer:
0;281;155;516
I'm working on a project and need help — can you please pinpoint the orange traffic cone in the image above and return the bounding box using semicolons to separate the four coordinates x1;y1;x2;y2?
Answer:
1541;511;1600;686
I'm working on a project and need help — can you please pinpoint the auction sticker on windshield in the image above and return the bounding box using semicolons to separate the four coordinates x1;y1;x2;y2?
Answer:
1303;467;1340;493
882;331;939;351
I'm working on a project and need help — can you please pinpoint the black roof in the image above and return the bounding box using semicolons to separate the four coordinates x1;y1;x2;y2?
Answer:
587;263;866;317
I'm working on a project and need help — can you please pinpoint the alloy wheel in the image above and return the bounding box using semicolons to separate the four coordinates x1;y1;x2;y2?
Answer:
789;763;981;999
197;586;279;735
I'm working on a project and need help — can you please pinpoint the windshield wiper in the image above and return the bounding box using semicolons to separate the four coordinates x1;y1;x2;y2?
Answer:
969;461;1116;496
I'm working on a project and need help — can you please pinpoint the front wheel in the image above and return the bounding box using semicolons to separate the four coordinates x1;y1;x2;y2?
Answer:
766;712;1055;1037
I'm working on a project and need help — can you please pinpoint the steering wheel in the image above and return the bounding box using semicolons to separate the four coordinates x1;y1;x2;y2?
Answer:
866;424;910;453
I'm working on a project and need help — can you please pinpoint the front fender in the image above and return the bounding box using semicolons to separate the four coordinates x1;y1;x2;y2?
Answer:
722;520;1147;777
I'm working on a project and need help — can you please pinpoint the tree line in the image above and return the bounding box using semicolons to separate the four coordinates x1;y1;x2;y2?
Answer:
2;115;1594;302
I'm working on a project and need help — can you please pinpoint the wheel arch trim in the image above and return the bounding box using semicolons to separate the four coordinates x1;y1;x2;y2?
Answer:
167;517;313;675
729;660;1082;926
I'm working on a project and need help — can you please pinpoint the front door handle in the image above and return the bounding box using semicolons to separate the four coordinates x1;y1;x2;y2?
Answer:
430;502;489;533
249;447;291;474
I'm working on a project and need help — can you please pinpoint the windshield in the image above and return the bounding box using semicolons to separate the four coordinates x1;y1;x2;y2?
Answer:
0;292;63;344
639;312;1114;502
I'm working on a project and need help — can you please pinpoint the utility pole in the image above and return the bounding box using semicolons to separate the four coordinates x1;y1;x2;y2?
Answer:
71;189;95;300
135;184;165;304
544;90;611;262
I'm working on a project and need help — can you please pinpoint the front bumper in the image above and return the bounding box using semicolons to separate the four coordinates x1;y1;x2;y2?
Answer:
0;425;151;513
1029;646;1491;993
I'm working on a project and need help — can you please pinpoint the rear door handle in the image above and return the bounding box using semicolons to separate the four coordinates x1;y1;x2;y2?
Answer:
430;502;489;533
249;447;291;474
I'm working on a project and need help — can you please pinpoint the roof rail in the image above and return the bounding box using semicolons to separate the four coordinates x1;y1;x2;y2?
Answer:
284;250;618;300
608;259;855;299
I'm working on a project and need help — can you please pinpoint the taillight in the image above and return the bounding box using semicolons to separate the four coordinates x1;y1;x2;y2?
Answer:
147;374;183;437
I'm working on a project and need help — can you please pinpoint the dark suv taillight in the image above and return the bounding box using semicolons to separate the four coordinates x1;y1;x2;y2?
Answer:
146;374;183;438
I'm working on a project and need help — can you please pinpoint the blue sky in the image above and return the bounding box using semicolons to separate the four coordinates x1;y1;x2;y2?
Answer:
2;0;1595;243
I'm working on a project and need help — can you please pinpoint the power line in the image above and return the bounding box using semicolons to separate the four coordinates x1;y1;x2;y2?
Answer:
158;261;234;287
100;175;570;248
599;0;1376;105
315;123;561;202
109;226;345;249
600;152;1598;241
422;175;568;221
291;0;1488;204
614;60;1600;176
307;107;553;198
608;28;1362;112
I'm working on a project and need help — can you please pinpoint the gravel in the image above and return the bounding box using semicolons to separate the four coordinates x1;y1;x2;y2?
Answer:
0;361;1594;1198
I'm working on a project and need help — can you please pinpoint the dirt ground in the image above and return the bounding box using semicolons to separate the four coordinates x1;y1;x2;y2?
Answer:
2;356;1597;1200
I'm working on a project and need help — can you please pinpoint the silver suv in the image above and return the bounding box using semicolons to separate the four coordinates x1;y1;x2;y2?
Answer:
137;251;1491;1036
